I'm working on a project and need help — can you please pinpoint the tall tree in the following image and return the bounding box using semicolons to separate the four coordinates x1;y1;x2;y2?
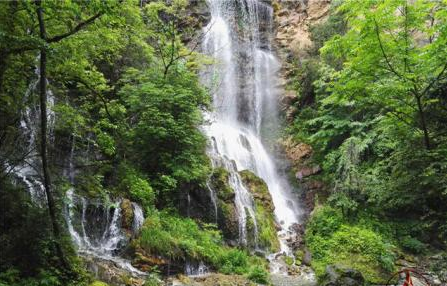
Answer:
33;0;106;271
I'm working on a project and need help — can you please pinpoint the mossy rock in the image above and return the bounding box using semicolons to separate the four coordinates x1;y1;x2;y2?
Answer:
210;167;235;202
209;168;239;241
239;170;273;211
246;210;257;248
89;282;109;286
218;200;239;241
239;170;280;252
294;249;305;265
121;199;134;232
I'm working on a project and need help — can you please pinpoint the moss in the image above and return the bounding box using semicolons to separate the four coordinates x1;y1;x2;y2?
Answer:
294;249;304;265
89;282;109;286
239;170;280;252
255;204;280;252
246;210;256;248
284;256;294;266
210;168;234;202
120;199;134;231
209;168;239;240
218;201;239;240
239;170;270;200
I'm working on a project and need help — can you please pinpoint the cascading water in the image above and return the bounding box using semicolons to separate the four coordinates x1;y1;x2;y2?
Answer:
8;59;55;205
201;0;303;273
64;139;146;276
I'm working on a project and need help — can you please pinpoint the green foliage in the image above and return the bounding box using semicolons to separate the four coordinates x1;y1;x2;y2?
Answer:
89;282;109;286
137;210;269;282
255;204;280;252
306;206;396;283
289;0;447;249
218;249;249;275
117;66;210;206
138;210;222;263
143;273;163;286
0;181;57;277
400;236;427;255
118;164;155;210
0;0;213;283
246;265;270;285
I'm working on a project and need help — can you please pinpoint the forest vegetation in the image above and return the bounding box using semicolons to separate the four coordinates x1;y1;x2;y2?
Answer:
0;0;446;285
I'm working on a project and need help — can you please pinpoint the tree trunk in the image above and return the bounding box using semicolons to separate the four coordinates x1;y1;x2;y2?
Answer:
36;0;70;271
415;93;431;150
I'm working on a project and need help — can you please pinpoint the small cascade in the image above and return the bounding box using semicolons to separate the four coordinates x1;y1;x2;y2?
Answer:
65;191;125;256
65;191;146;276
9;59;55;205
205;180;218;223
131;202;144;234
64;139;146;276
185;261;209;277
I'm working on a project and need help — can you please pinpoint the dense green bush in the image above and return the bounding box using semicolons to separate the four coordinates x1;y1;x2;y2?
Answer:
246;265;270;285
400;236;427;255
117;164;155;210
137;210;269;282
138;210;222;263
289;0;447;252
306;206;396;283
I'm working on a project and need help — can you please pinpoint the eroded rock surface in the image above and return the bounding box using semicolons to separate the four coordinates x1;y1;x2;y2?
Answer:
274;0;331;57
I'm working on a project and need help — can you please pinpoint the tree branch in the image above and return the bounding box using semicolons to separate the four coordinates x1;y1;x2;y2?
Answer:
373;18;404;80
421;61;447;97
47;13;102;43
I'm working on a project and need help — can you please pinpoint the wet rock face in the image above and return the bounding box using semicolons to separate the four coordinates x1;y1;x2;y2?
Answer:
239;170;274;212
84;255;146;286
239;170;280;252
296;165;321;181
321;265;365;286
121;199;134;235
181;0;211;42
279;138;325;217
209;168;239;242
182;186;216;223
132;248;184;275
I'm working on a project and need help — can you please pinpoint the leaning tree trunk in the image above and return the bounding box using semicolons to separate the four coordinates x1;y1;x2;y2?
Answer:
36;0;70;271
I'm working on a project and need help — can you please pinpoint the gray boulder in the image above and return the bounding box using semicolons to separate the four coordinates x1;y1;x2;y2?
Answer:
321;265;365;286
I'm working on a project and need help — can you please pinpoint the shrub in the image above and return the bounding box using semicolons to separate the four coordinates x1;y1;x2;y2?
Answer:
118;164;155;209
306;206;396;283
247;265;269;285
139;210;222;265
137;210;269;280
218;249;249;275
400;236;426;254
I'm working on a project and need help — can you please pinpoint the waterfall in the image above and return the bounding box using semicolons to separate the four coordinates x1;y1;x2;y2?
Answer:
201;0;302;268
8;59;55;205
185;261;209;277
131;202;144;234
64;139;146;276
